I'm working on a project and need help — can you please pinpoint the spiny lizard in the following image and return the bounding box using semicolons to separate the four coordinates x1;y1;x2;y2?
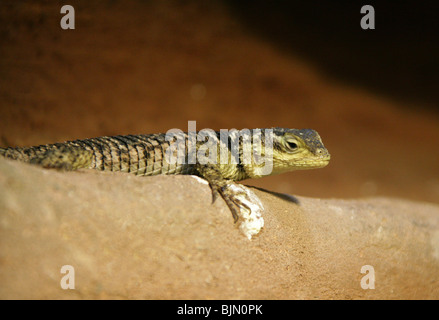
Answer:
0;128;330;237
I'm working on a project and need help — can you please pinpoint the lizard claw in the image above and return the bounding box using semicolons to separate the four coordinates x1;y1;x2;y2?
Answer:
210;184;221;204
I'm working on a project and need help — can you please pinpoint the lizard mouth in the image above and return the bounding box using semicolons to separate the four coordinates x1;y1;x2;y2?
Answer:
294;156;330;168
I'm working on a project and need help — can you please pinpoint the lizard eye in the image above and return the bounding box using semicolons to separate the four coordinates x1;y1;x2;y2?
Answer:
286;140;298;150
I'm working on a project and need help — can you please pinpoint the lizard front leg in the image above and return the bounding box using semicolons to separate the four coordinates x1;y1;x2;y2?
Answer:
196;164;265;239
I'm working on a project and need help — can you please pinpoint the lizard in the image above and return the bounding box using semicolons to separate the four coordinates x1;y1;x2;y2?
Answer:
0;127;330;237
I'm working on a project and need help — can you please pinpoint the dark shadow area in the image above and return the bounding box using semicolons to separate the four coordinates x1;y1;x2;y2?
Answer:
249;185;300;205
223;0;439;110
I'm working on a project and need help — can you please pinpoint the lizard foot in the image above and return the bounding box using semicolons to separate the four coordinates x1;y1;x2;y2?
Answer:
195;165;265;239
214;182;265;239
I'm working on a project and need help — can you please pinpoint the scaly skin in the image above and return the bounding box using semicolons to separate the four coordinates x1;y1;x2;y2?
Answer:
0;128;330;222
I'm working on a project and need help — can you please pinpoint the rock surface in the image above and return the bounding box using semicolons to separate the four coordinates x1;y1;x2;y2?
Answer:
1;158;438;299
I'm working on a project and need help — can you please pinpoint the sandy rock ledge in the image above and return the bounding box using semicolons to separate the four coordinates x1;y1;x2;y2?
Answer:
0;158;438;299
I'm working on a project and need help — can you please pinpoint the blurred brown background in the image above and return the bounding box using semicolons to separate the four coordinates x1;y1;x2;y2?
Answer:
1;0;438;204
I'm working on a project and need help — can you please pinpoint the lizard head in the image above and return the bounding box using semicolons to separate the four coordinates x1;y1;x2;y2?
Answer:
270;127;331;173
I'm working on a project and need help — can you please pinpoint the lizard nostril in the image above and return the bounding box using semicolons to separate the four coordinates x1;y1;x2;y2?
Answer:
316;148;328;157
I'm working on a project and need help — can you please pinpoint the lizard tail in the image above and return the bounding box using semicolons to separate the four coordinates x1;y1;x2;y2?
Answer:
1;144;93;170
0;146;29;161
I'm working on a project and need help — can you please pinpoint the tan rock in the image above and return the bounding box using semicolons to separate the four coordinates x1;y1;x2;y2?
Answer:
0;158;438;299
